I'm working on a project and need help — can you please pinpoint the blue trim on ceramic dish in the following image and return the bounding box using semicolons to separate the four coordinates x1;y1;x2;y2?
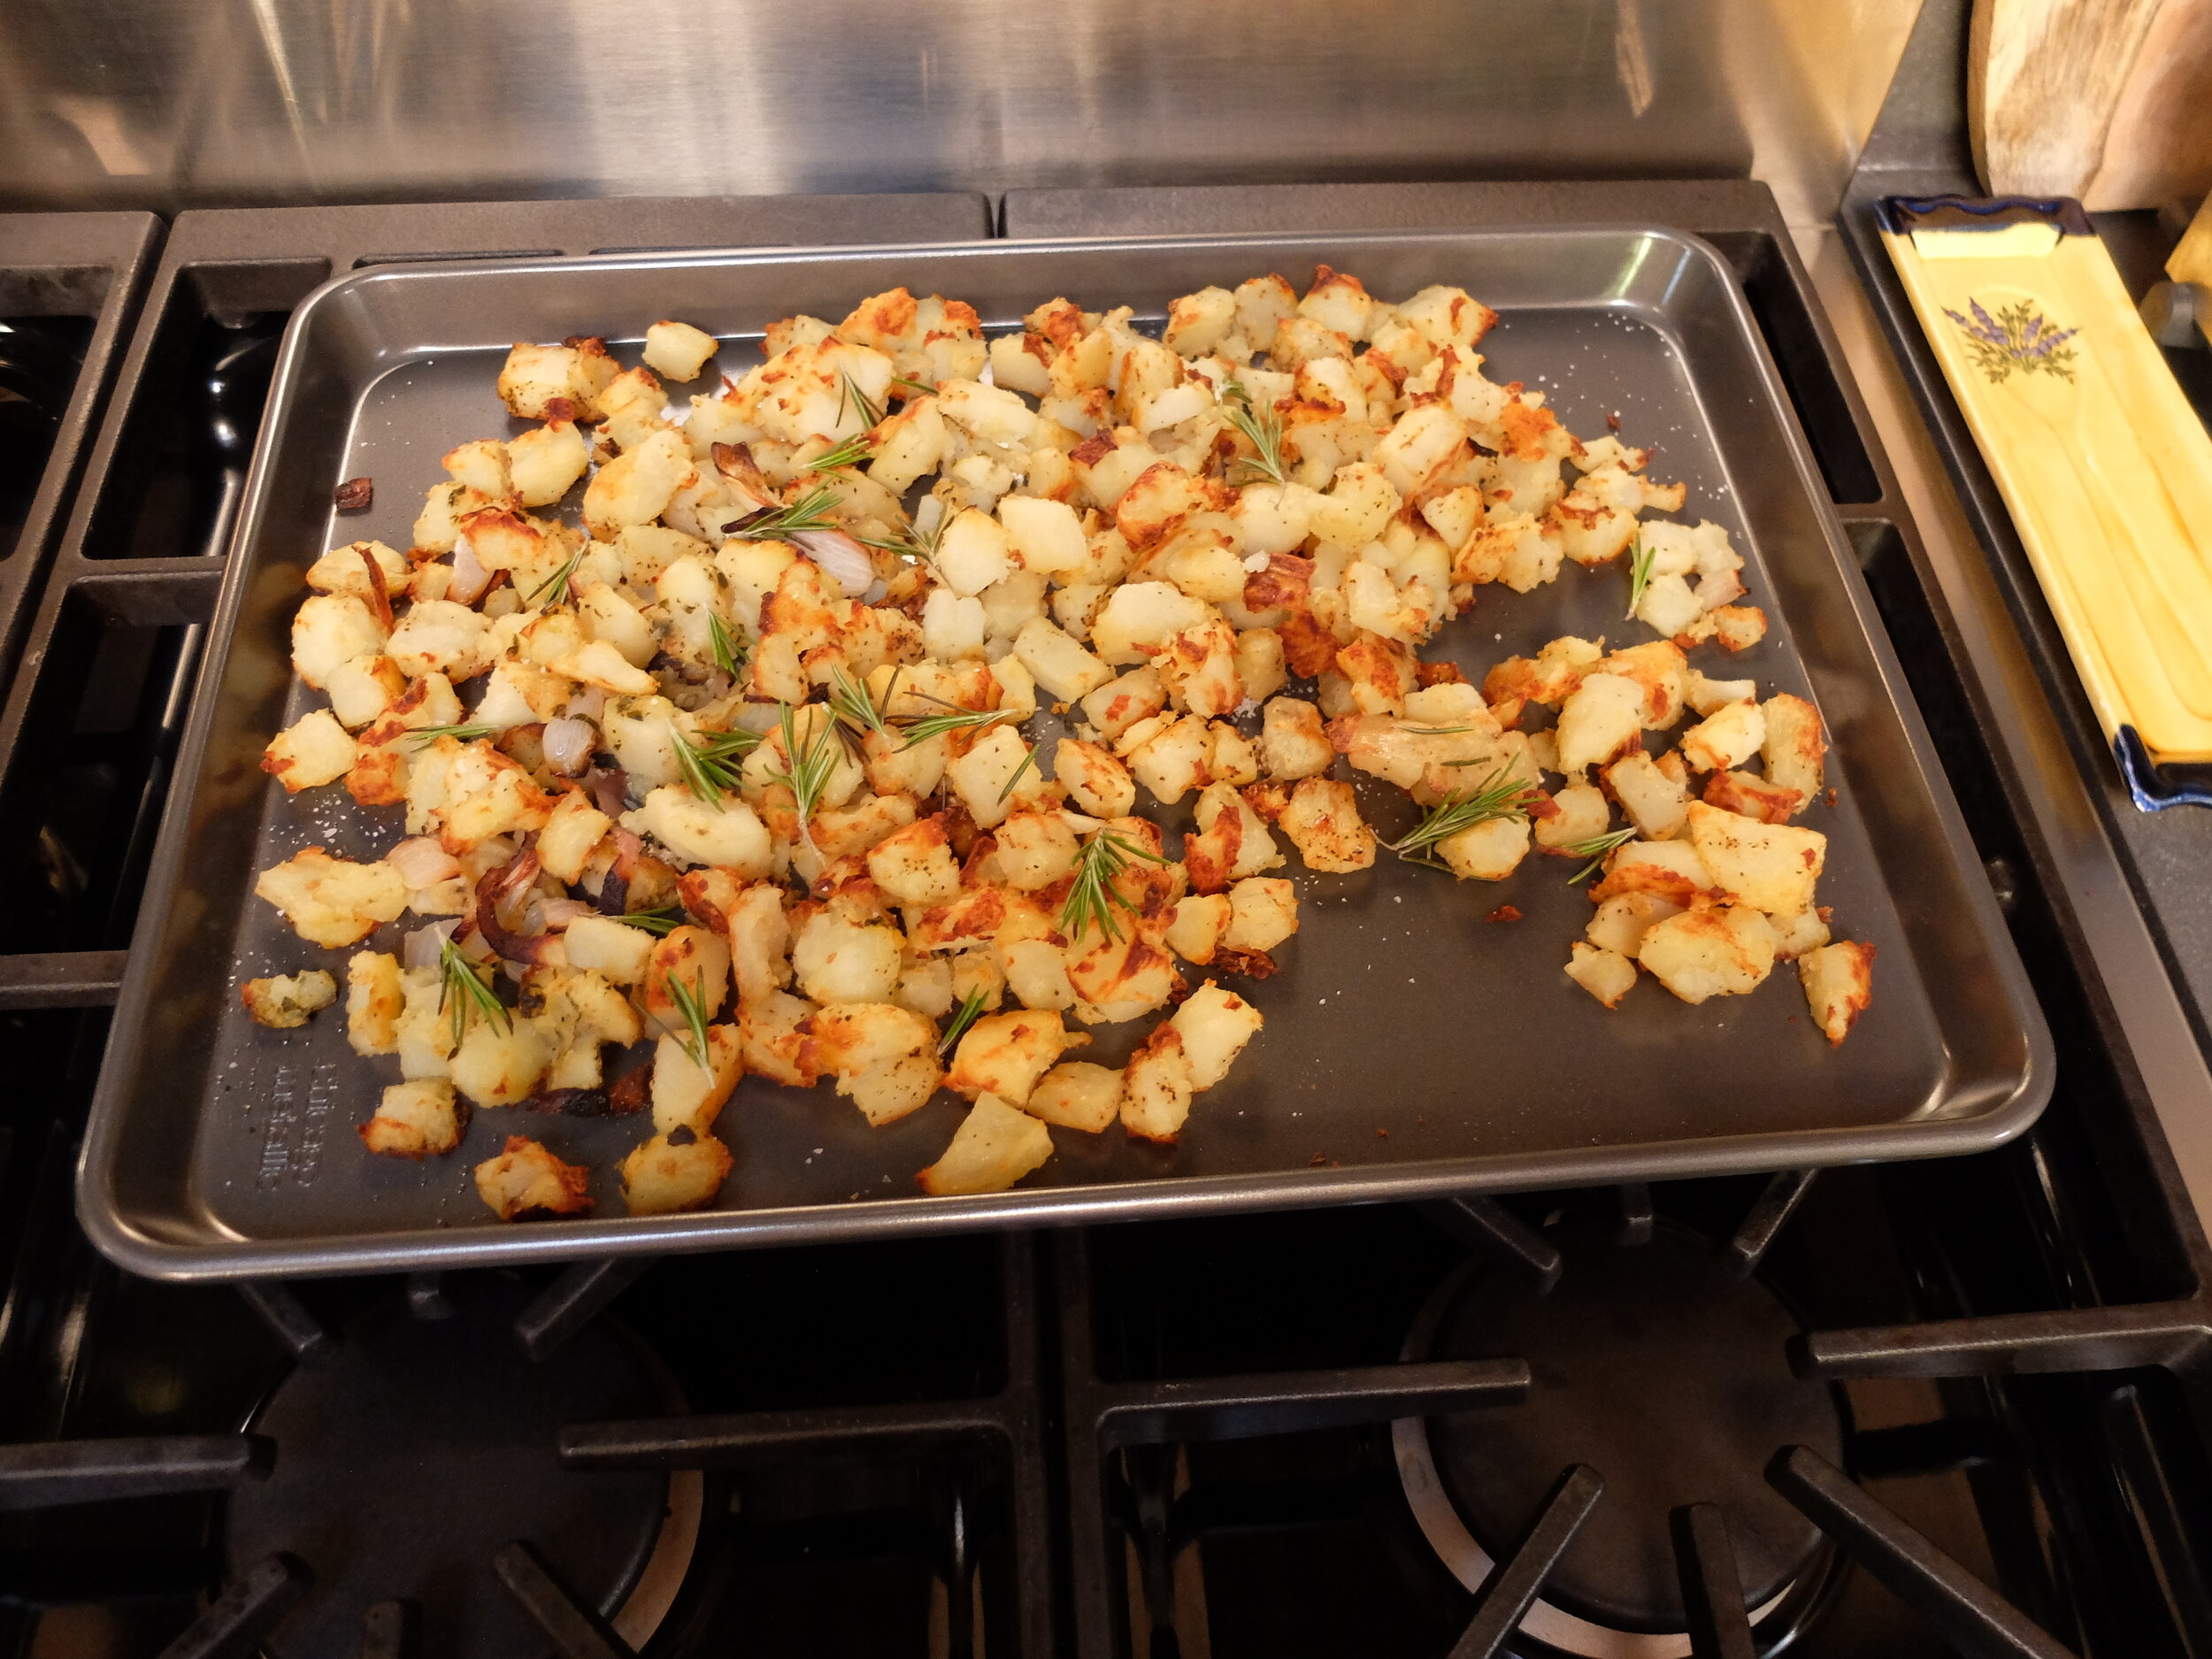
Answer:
1878;195;2096;238
2114;726;2212;810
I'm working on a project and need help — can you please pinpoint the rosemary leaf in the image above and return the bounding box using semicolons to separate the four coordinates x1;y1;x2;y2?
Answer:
665;970;715;1072
828;664;894;737
611;907;685;935
725;484;842;542
767;702;844;848
1387;767;1540;867
997;742;1041;803
938;985;988;1056
709;613;745;679
1624;533;1656;621
438;939;510;1050
406;722;498;749
526;548;587;608
808;432;872;474
1563;826;1639;885
1056;827;1171;947
1220;377;1288;488
892;703;1011;751
838;370;884;434
670;721;755;806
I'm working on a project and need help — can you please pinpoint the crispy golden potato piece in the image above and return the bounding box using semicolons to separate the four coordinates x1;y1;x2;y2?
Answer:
358;1079;466;1158
1564;942;1637;1009
1278;777;1376;872
242;969;337;1029
649;1027;743;1136
945;1010;1084;1105
1799;940;1874;1044
918;1093;1056;1195
253;847;407;949
622;1126;733;1214
474;1135;592;1219
345;952;403;1054
1022;1062;1124;1132
1120;1024;1195;1142
262;710;357;795
1637;904;1780;1004
1686;802;1824;918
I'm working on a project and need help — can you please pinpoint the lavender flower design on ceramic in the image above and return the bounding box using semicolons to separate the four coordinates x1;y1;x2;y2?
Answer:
1945;296;2081;385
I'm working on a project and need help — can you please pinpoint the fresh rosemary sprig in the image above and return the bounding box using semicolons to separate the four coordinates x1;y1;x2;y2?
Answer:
1563;826;1639;884
709;613;745;679
665;971;715;1071
1220;377;1288;488
1386;767;1540;867
827;664;894;737
611;906;685;935
889;373;934;396
768;702;844;847
892;696;1012;751
938;985;988;1055
1058;827;1171;946
725;484;842;542
854;514;941;564
808;432;872;473
670;722;757;806
406;722;497;748
997;742;1040;803
438;939;510;1049
1624;533;1656;620
838;371;884;434
526;548;586;608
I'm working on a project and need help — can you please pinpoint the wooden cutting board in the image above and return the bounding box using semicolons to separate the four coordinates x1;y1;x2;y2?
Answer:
1971;0;2212;209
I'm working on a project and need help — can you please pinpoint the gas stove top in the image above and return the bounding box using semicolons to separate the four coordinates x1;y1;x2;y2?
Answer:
0;182;2208;1658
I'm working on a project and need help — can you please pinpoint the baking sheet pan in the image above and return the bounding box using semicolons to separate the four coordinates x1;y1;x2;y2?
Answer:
78;228;2053;1278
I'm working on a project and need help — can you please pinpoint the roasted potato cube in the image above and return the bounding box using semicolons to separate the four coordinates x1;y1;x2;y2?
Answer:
1564;942;1638;1009
1589;839;1715;905
1023;1061;1124;1132
1170;981;1263;1088
999;494;1088;574
791;909;904;1005
937;508;1014;596
621;1127;733;1214
359;1079;465;1159
1125;714;1212;806
1762;693;1827;803
241;969;337;1029
346;951;403;1054
1120;1024;1195;1141
868;817;963;908
842;1049;946;1127
1534;783;1611;850
1679;701;1766;774
649;1026;744;1134
561;914;653;984
1222;877;1299;953
1091;581;1214;667
508;419;590;507
538;790;611;885
1585;893;1683;956
1686;669;1757;717
796;1002;936;1079
642;319;718;382
1772;905;1832;962
1154;617;1243;718
1602;751;1688;841
1555;673;1646;773
473;1135;592;1219
949;725;1039;832
1799;940;1875;1044
254;847;408;949
1185;780;1285;892
641;926;733;1037
1637;904;1780;1003
1702;769;1804;825
292;594;388;691
1260;697;1333;780
583;429;694;540
738;988;820;1087
917;1093;1055;1196
1054;739;1137;818
946;1009;1081;1105
496;342;596;419
449;1010;554;1109
1686;801;1824;917
624;787;772;876
1012;616;1112;700
1277;777;1375;872
1165;893;1232;964
262;710;357;795
995;811;1081;890
1438;816;1530;881
325;653;408;730
1164;286;1238;357
1080;665;1171;739
385;599;493;682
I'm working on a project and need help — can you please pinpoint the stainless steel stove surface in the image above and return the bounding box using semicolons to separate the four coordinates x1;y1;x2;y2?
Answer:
0;181;2209;1658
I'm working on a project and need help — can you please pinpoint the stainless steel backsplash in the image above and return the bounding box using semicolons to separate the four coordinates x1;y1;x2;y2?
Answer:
0;0;1923;224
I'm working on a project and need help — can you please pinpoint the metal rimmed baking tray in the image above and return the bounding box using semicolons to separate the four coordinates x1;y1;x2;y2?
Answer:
79;227;2053;1279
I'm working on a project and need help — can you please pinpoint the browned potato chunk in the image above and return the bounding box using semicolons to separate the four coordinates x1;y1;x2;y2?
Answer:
1120;1024;1195;1141
1637;905;1780;1003
946;1009;1083;1105
1438;816;1530;880
539;789;611;885
1564;942;1637;1009
496;342;598;419
564;914;655;983
1589;839;1715;905
1261;696;1334;780
1184;781;1285;893
649;1026;743;1135
357;1079;465;1158
1686;802;1824;918
1079;665;1170;739
1278;777;1376;872
1701;770;1804;825
254;847;408;949
346;951;403;1054
1534;783;1612;850
242;969;337;1029
641;926;733;1037
262;710;357;794
473;1135;592;1219
621;1127;733;1214
1223;878;1299;953
1555;673;1645;772
1585;893;1683;956
1799;940;1875;1044
642;319;718;382
1054;739;1138;818
790;910;903;1005
995;811;1081;890
1169;981;1263;1088
1762;693;1827;804
1165;894;1232;964
1023;1062;1124;1132
868;816;962;908
1678;701;1766;774
917;1093;1056;1195
1602;751;1688;841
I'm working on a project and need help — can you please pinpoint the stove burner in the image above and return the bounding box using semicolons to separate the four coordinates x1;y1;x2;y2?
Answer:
1396;1219;1845;1655
227;1276;701;1658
